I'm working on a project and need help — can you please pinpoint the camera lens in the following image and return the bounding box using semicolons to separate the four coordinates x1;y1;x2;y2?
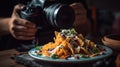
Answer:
44;3;75;29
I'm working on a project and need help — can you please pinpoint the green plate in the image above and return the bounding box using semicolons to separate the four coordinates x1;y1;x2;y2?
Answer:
28;45;112;64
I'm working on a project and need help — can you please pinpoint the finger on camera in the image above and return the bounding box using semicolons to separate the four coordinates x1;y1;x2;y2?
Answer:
14;4;26;13
13;18;36;28
13;18;27;25
12;25;27;32
20;19;36;28
12;26;37;35
25;22;36;28
26;28;37;33
15;36;35;40
14;31;36;36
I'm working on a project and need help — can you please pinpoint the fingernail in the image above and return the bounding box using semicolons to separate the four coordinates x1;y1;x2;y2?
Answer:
31;24;36;28
21;6;26;10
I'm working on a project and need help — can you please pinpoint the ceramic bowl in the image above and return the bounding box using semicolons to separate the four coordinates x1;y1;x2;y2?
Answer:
102;34;120;50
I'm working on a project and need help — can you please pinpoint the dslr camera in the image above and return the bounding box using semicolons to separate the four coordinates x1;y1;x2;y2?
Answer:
20;0;75;30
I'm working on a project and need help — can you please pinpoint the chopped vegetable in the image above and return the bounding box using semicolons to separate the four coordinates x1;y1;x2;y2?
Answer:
37;52;42;55
50;54;59;59
36;46;42;50
92;46;100;53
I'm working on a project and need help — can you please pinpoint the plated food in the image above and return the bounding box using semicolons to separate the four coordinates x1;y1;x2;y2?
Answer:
35;29;106;59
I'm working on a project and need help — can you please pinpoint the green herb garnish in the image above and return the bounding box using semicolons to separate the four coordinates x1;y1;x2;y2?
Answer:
92;47;100;53
37;52;42;55
50;54;59;59
36;46;42;50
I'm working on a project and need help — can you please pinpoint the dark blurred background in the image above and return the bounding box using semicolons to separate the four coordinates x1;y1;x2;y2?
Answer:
85;0;120;43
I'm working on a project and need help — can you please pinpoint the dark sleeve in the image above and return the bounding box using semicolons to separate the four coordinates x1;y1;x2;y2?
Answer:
0;0;15;17
0;0;30;17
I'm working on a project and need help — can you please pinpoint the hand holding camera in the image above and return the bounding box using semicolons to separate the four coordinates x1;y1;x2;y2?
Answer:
8;0;75;41
9;4;37;40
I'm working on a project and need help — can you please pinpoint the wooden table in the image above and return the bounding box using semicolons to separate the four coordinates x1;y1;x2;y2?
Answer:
0;49;120;67
0;49;26;67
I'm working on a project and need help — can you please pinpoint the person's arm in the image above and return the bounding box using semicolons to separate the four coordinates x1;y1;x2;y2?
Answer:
0;18;11;35
0;4;37;40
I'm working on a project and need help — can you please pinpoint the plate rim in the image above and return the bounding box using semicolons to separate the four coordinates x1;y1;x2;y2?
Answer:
28;45;113;63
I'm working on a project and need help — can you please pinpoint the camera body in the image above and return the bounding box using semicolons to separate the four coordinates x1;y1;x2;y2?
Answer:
20;0;75;30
